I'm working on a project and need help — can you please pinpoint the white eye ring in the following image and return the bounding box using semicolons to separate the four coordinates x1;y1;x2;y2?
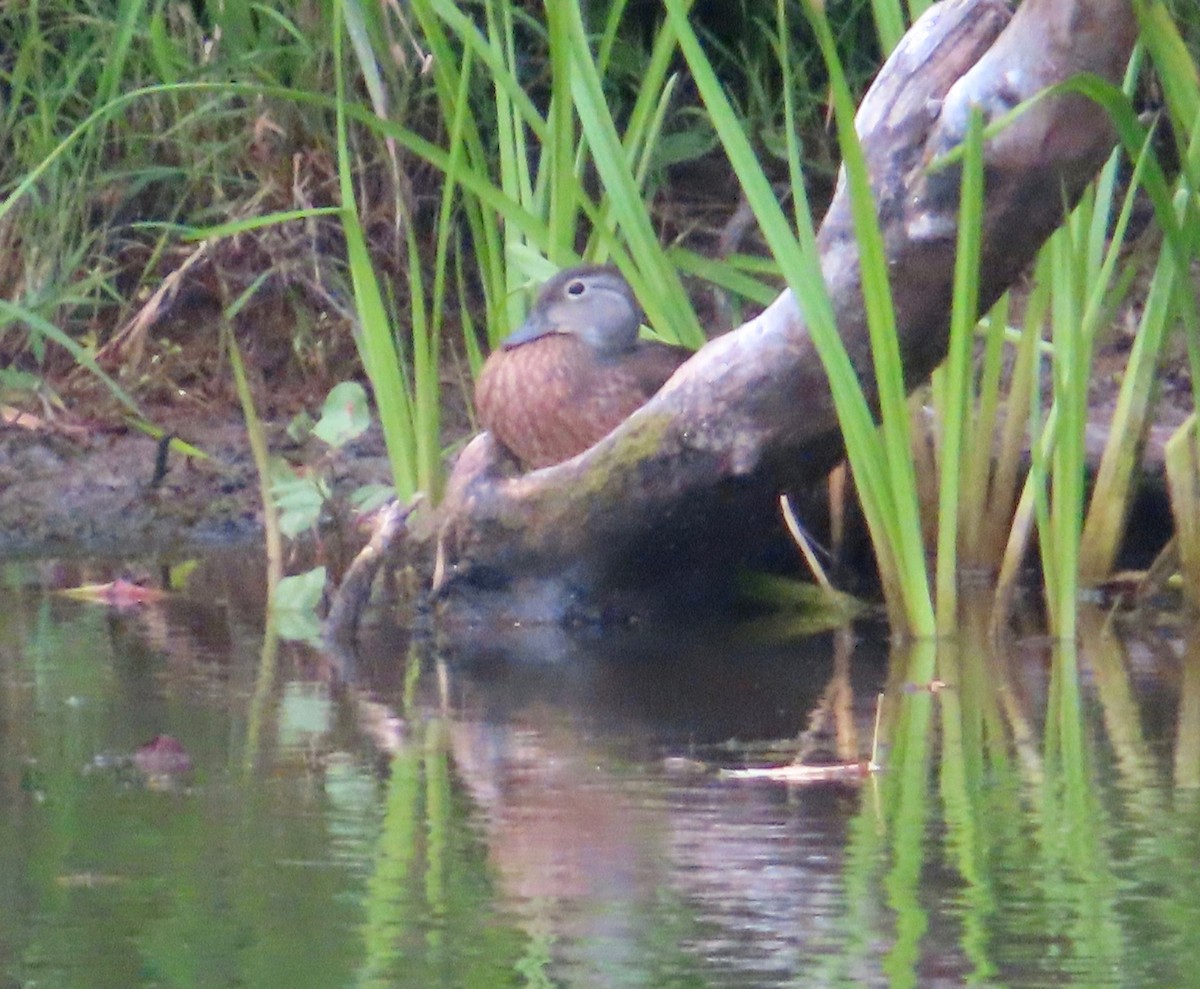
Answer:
566;280;587;297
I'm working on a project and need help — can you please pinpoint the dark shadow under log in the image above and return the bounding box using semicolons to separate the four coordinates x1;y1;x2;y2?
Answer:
432;0;1139;624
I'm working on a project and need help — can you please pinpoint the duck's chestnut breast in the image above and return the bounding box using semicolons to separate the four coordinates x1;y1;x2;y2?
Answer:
475;333;689;470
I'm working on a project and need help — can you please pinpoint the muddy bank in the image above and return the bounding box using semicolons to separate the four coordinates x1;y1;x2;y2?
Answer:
0;403;391;558
0;389;1185;572
0;302;1190;565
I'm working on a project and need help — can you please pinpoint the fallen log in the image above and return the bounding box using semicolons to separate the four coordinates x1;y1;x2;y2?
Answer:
432;0;1139;624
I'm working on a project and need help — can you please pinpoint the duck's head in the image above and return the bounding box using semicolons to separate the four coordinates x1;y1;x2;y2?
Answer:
503;265;642;358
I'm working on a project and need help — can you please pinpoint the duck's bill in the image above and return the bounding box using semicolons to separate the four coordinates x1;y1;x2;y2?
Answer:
502;310;556;349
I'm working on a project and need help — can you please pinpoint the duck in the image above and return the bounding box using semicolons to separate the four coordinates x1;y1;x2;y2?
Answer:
475;266;693;470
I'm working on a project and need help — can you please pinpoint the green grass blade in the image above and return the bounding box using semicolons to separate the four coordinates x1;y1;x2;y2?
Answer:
935;109;984;636
803;1;933;633
868;0;906;54
561;4;704;348
0;300;140;415
333;1;417;498
1079;127;1171;580
666;0;932;633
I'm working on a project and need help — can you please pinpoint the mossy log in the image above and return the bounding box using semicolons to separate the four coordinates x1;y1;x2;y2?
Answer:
432;0;1139;624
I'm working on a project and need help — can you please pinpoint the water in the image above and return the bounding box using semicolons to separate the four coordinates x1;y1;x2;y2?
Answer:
2;552;1198;988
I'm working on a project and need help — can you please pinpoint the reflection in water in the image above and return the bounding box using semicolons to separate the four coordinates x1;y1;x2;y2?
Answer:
1;555;1199;987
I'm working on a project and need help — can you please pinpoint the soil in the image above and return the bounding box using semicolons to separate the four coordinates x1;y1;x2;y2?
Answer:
0;402;265;556
0;303;408;559
0;397;403;559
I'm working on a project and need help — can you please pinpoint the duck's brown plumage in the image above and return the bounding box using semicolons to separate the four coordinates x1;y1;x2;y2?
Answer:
475;266;692;470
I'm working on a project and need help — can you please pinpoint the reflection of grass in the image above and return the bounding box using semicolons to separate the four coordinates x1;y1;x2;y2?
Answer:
840;593;1200;986
357;646;537;988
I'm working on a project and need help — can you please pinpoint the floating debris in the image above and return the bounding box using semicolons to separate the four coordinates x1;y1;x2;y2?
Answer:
56;872;125;889
720;760;877;784
57;579;166;609
133;735;193;778
901;678;953;694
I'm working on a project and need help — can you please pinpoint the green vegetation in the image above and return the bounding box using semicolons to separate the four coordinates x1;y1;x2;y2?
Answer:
2;0;1200;637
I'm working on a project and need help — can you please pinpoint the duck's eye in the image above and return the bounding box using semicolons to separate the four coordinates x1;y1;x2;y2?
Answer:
566;279;586;297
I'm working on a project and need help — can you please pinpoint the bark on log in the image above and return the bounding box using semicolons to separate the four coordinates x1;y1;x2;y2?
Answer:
433;0;1139;624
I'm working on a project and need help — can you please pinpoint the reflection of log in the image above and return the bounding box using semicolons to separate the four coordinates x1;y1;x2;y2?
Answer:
434;0;1138;622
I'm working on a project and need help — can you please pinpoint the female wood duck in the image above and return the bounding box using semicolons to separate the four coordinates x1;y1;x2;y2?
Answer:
475;266;693;470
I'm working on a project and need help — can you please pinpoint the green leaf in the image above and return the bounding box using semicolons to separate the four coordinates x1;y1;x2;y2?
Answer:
274;568;328;644
313;381;371;449
349;484;396;513
647;128;718;172
269;462;328;538
286;409;316;444
147;7;181;84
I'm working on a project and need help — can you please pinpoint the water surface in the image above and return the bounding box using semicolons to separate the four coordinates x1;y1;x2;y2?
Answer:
1;553;1197;988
